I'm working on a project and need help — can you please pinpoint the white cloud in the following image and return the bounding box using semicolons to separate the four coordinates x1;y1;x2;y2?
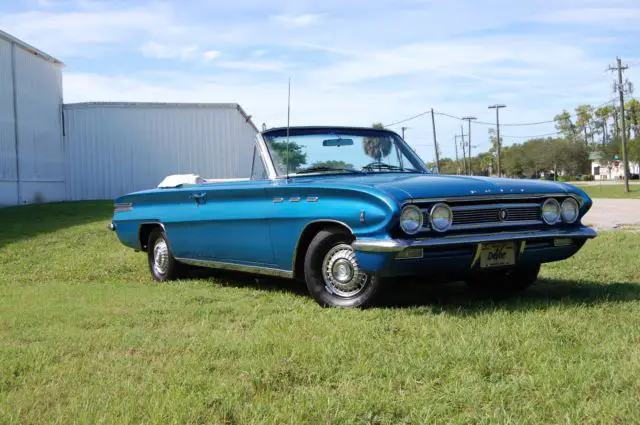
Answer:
217;60;291;72
0;4;179;56
534;6;640;25
140;41;200;60
203;50;222;61
270;13;324;27
6;0;640;161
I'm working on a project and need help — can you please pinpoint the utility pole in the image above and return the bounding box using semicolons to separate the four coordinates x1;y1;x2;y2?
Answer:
609;57;630;193
488;104;506;177
462;116;477;175
460;124;469;175
457;132;468;175
430;109;440;172
401;126;409;140
453;135;460;175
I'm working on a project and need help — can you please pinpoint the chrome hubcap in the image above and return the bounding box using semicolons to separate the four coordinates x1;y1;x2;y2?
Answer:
322;244;371;298
153;239;169;275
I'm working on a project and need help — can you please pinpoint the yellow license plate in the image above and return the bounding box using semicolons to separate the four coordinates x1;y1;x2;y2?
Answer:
480;243;516;268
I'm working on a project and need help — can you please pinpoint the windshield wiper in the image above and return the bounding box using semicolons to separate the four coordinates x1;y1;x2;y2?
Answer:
362;163;421;173
295;166;364;175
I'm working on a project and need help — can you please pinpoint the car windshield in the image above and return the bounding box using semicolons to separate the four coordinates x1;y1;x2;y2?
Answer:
263;128;428;177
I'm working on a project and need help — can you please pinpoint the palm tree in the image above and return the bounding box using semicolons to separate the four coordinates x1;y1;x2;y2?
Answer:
362;122;392;163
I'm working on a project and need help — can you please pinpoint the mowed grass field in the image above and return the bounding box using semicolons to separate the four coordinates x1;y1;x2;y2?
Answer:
576;183;640;199
1;202;640;424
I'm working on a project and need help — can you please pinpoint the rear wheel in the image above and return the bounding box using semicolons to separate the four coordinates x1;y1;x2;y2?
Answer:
304;227;385;308
147;228;182;281
466;264;540;296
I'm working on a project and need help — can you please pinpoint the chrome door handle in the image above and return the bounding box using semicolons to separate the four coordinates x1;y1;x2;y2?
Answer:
189;193;207;205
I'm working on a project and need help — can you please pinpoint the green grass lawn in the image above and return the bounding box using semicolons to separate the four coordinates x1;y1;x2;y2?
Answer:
1;202;640;424
576;183;640;199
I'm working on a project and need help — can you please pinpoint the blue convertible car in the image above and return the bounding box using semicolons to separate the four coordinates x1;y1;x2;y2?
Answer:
110;126;596;307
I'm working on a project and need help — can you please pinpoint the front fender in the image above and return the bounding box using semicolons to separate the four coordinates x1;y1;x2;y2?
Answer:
267;184;400;271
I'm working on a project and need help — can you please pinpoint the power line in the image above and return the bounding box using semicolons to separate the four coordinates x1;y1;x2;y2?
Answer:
384;111;431;127
384;100;618;129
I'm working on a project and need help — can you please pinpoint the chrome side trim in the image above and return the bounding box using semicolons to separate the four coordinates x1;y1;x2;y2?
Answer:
176;257;293;279
114;202;133;212
352;227;597;253
307;196;319;202
404;193;584;206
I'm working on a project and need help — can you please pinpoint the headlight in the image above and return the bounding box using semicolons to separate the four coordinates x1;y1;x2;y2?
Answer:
561;197;579;223
429;203;453;232
399;205;423;235
542;198;561;225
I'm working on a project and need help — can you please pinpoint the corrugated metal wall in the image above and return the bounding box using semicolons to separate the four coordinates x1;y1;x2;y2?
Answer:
0;38;17;205
0;32;64;206
63;103;258;201
14;45;65;204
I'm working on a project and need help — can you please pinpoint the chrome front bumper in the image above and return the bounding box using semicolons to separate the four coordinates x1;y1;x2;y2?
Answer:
352;226;597;253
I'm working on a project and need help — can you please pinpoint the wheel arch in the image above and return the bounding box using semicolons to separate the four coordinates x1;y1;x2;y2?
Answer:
138;222;166;251
292;220;354;279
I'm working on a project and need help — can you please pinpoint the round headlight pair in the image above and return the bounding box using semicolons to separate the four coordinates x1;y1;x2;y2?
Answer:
542;197;579;224
399;203;453;234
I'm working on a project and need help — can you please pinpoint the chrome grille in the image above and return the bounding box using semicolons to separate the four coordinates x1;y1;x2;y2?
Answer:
421;202;543;231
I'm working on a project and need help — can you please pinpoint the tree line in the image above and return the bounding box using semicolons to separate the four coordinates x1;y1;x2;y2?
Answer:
428;99;640;178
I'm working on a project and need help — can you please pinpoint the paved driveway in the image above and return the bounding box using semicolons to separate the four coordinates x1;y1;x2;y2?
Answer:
582;198;640;230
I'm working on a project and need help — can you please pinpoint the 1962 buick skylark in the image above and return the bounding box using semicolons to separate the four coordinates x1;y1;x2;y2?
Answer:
110;126;596;307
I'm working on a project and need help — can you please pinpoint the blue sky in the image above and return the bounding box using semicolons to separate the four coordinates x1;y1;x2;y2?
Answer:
2;0;639;162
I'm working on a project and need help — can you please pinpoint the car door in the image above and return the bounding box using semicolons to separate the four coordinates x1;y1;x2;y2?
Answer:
165;180;274;265
166;147;276;266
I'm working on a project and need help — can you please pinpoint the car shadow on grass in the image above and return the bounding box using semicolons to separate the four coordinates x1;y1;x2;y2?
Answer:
0;201;112;249
380;278;640;314
186;268;640;312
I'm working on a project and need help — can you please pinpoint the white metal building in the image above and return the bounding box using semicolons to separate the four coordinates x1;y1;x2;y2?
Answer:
63;102;258;200
0;30;65;206
0;30;259;206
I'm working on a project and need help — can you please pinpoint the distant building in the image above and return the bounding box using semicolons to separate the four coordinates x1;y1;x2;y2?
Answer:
0;30;258;206
63;102;258;201
0;29;65;206
591;160;640;181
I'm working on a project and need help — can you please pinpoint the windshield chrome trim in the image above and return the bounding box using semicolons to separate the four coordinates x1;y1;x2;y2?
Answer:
255;133;278;180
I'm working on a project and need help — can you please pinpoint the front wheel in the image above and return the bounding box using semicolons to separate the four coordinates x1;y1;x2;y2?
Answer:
304;227;385;308
466;264;541;296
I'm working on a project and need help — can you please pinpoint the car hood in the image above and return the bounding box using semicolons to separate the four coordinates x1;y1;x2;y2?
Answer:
299;173;573;203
